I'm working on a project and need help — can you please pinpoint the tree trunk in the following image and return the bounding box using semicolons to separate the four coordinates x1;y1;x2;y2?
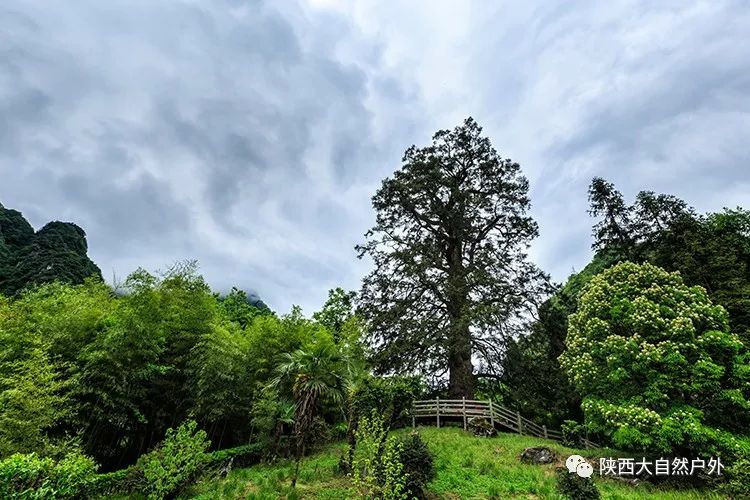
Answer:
448;322;474;398
446;237;474;399
291;390;316;489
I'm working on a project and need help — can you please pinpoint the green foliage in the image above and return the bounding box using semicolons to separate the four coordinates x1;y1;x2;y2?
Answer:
270;335;358;487
189;319;255;446
0;450;97;499
204;443;264;468
348;375;423;428
249;390;295;458
313;287;357;340
560;261;750;459
350;412;407;499
499;251;620;427
137;419;211;499
507;181;750;432
0;203;101;296
646;208;750;342
76;263;218;465
307;417;333;453
357;117;549;398
587;177;634;257
89;466;144;498
585;181;750;342
0;346;66;458
555;467;600;500
720;457;750;498
397;432;434;499
0;265;349;470
561;420;586;448
219;287;270;328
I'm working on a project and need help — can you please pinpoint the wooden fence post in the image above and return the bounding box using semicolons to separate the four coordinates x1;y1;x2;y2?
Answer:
436;397;440;428
516;411;523;435
543;425;548;439
412;402;415;429
462;397;467;430
488;400;494;428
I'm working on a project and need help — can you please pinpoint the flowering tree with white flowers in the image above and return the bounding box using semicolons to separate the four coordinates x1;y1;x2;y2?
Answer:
560;262;750;459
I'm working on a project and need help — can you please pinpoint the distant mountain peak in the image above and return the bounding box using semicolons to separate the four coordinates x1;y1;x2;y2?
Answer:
0;203;101;296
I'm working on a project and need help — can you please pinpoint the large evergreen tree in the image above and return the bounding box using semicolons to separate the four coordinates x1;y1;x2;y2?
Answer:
585;179;750;340
357;118;549;398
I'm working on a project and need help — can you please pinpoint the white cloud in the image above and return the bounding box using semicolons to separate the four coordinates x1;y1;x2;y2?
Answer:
2;0;749;311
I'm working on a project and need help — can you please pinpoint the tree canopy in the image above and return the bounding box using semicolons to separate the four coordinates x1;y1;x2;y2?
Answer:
357;117;549;398
560;261;750;458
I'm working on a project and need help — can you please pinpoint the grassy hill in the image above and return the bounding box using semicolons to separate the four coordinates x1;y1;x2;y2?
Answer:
185;427;723;499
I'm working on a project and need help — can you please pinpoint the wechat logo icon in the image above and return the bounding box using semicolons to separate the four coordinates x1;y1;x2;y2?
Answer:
566;455;594;478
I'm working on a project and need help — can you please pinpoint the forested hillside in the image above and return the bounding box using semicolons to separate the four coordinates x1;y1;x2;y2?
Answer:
0;120;748;499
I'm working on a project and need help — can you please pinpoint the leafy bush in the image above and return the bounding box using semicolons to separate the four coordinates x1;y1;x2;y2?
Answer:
560;262;750;459
89;466;143;498
137;420;211;499
249;391;295;458
349;411;408;499
397;432;434;499
0;451;97;499
205;442;263;469
348;375;423;428
720;457;750;498
467;417;497;437
307;416;332;452
555;467;600;500
332;422;348;440
561;420;586;448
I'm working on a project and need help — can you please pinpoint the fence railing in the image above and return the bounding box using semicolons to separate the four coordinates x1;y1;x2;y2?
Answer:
411;398;595;448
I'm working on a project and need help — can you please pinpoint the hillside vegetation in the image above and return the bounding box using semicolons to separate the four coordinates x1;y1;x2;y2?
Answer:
187;427;721;500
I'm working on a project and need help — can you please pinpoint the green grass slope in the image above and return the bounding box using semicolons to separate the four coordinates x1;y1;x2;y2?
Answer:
186;427;724;499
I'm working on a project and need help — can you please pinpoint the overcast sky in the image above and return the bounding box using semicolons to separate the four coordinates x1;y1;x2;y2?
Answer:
1;0;749;313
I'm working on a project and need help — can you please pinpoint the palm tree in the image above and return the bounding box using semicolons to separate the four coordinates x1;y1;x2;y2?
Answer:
270;340;352;488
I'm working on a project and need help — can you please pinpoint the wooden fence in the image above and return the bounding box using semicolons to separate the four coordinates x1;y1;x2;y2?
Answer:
411;398;598;449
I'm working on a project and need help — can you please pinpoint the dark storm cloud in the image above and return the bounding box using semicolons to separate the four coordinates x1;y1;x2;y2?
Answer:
0;0;418;312
2;0;749;310
448;0;750;282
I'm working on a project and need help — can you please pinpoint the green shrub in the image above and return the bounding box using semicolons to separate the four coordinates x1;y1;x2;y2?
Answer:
561;420;586;448
555;467;600;500
248;390;295;458
397;432;434;499
307;416;332;452
89;467;141;497
720;457;750;498
0;451;97;499
467;416;496;437
205;442;263;469
349;411;408;499
137;419;211;499
560;262;750;458
349;375;423;428
332;422;348;440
